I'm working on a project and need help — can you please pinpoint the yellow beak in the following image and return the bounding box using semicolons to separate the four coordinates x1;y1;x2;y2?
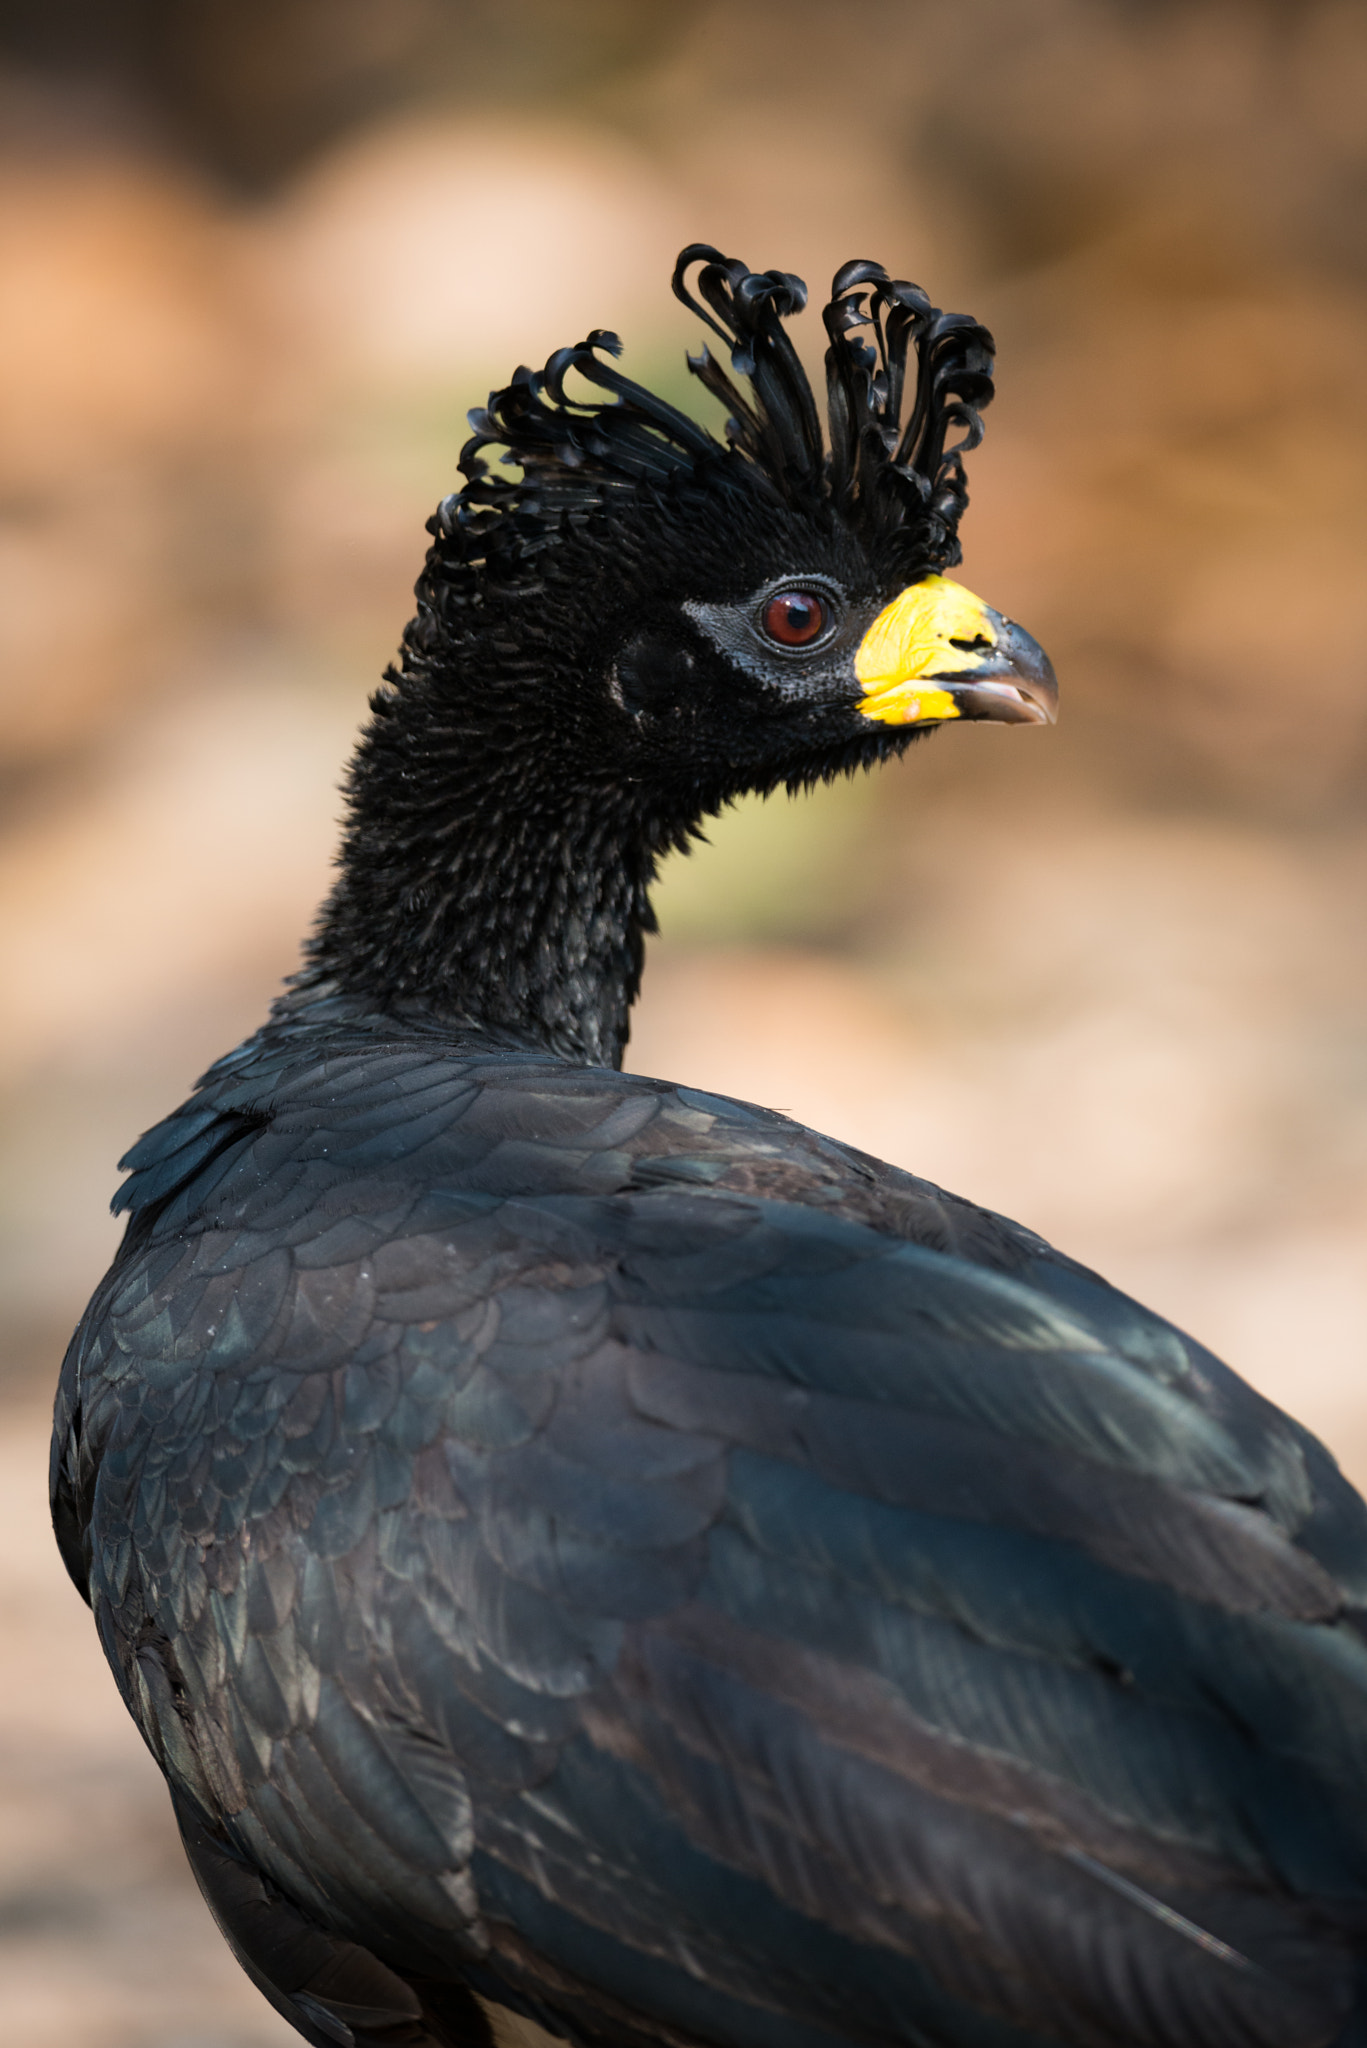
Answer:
855;575;1057;728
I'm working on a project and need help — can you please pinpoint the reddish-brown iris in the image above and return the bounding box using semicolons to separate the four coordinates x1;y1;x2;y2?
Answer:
760;588;827;647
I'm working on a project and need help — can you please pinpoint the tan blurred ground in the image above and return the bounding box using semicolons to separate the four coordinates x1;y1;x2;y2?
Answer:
1;2;1365;2040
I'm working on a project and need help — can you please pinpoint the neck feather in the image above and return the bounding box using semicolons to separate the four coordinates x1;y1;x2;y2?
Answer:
304;697;675;1067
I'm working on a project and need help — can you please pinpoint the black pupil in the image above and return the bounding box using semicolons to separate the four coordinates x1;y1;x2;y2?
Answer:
765;590;825;644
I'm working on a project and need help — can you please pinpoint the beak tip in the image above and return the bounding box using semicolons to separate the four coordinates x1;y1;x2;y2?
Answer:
958;615;1057;728
1021;655;1059;725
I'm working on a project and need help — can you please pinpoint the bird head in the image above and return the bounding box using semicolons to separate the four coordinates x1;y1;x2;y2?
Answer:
316;246;1057;1062
399;243;1055;816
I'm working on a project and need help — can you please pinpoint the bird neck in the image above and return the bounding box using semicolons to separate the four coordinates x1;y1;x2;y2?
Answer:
304;715;673;1069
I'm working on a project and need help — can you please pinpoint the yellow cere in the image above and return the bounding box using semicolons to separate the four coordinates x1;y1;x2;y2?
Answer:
854;574;996;725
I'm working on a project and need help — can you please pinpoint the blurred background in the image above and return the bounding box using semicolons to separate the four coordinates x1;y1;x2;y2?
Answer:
1;0;1365;2039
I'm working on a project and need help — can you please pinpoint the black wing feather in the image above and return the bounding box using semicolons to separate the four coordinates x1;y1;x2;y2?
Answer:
53;1001;1367;2048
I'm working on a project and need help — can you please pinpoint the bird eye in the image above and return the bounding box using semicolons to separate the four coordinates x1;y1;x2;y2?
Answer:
760;588;828;648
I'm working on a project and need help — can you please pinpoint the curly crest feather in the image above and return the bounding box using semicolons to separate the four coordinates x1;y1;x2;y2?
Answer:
441;244;994;586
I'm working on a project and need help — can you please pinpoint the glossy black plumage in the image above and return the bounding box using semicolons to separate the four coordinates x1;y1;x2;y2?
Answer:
53;250;1367;2048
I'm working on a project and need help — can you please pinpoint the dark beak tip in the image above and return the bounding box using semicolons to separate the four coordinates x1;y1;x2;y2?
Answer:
935;622;1057;728
986;616;1057;725
1013;690;1057;726
1018;652;1059;725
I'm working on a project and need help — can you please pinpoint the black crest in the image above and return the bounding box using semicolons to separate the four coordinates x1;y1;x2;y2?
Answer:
443;243;995;579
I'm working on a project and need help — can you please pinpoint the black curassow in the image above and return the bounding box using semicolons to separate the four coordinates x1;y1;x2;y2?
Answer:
52;246;1367;2048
